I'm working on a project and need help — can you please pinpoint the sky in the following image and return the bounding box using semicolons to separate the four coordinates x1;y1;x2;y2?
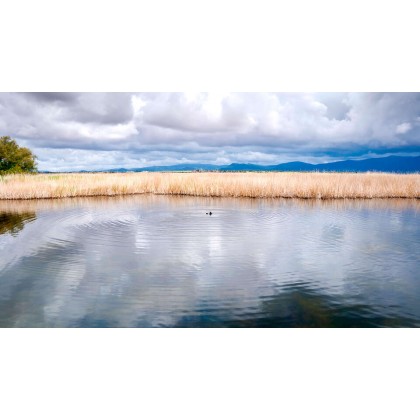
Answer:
1;92;420;172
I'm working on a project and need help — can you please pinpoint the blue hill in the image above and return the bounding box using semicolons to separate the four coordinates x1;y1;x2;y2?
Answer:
83;155;420;174
220;156;420;173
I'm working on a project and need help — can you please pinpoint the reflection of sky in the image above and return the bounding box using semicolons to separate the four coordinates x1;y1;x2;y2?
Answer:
0;196;419;327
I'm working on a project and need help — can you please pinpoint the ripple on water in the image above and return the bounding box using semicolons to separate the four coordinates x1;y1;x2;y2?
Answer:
0;196;419;327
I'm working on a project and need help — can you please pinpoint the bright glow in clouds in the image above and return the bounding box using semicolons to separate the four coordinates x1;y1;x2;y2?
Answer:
0;92;419;171
396;122;412;134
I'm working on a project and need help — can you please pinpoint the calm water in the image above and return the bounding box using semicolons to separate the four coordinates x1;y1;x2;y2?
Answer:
0;195;419;327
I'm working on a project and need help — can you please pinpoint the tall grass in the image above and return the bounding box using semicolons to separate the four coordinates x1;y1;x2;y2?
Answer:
0;172;418;200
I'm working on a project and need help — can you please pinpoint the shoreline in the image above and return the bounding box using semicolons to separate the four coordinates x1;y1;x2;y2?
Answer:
0;192;419;201
0;172;419;200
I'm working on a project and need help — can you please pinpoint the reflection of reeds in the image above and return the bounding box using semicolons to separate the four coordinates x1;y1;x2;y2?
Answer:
0;172;419;200
1;194;419;215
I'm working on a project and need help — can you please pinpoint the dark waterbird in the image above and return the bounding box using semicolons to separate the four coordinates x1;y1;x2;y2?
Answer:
206;211;213;215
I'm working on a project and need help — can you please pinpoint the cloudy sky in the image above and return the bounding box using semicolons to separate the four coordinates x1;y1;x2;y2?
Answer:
1;92;419;171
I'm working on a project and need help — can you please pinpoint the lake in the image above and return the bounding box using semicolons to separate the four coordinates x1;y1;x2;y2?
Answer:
0;195;419;327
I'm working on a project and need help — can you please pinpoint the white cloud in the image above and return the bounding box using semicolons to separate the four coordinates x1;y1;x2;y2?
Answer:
396;122;412;134
136;92;420;146
1;92;419;170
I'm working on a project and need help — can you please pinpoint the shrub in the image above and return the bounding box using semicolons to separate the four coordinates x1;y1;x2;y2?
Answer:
0;136;37;174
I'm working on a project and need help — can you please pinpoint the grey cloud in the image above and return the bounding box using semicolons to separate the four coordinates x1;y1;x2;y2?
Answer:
1;92;419;170
25;92;81;103
1;93;134;138
67;93;134;125
141;92;253;133
313;93;351;120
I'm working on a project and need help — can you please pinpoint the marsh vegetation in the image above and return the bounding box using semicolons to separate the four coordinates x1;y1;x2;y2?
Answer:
0;172;418;200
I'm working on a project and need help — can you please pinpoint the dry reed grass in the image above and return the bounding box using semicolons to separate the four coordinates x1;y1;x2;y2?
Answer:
0;172;419;200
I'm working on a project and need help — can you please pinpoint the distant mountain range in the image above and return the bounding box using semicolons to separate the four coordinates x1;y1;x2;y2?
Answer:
100;155;420;174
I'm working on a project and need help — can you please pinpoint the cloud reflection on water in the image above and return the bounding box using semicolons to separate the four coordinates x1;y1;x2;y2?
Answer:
0;195;419;327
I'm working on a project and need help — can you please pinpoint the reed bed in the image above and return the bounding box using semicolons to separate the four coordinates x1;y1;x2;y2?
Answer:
0;172;419;200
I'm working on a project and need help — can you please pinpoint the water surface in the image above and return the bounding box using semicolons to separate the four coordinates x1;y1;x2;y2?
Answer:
0;195;419;327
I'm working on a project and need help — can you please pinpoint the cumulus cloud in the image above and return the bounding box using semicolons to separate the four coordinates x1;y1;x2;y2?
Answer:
0;92;419;170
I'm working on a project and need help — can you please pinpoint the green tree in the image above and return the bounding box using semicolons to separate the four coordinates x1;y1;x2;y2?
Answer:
0;136;37;174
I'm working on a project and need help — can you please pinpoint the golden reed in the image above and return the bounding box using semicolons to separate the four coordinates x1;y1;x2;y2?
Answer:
0;172;419;200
